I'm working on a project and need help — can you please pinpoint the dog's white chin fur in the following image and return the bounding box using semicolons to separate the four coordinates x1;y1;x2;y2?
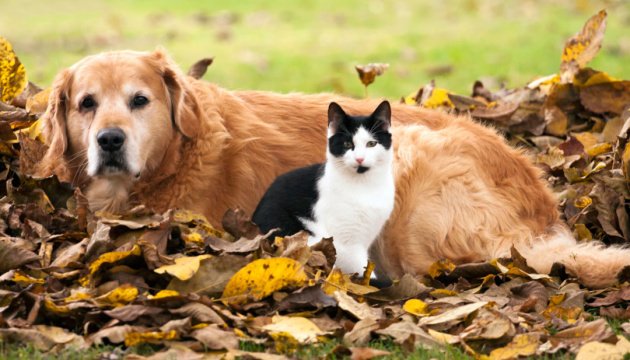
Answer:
85;176;133;214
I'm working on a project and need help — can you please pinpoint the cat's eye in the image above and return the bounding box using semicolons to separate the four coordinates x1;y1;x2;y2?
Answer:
366;141;377;148
343;141;353;149
80;95;96;111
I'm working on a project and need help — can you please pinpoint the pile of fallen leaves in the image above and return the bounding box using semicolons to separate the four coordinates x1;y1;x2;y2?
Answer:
0;9;628;360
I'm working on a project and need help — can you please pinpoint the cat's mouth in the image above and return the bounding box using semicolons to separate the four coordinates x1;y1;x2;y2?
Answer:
357;166;369;174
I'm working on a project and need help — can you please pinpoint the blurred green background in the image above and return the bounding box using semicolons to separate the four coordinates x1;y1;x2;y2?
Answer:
1;0;628;99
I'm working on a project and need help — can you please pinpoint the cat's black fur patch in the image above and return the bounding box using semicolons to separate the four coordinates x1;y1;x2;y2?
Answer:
252;163;323;236
252;101;392;237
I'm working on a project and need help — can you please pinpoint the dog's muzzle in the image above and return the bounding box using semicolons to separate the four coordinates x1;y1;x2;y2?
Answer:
96;127;128;173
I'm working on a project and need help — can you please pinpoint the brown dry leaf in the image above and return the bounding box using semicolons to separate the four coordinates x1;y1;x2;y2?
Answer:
418;301;488;326
575;336;630;360
365;273;431;302
375;320;435;346
104;305;164;322
333;291;383;321
560;10;607;83
222;257;309;305
25;87;50;115
488;333;540;360
90;325;144;345
461;308;515;341
221;207;260;239
205;234;264;254
187;57;214;80
587;286;630;306
544;106;568;136
0;238;39;273
349;347;391;360
549;319;617;352
355;63;389;87
343;318;379;346
169;302;226;325
580;81;630;115
276;286;336;312
191;324;239;350
0;326;86;352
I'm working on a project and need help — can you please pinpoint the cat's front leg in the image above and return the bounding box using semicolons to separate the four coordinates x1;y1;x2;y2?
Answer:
334;242;371;275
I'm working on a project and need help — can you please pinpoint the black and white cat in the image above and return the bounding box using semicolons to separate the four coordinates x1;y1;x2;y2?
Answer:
252;101;395;275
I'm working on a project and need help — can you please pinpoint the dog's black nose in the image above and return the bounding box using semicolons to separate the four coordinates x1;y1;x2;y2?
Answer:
97;128;126;152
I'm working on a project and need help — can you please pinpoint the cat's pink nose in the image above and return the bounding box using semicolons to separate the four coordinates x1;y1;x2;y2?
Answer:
356;158;364;164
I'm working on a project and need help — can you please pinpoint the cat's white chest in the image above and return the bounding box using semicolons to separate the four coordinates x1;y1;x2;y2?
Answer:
306;168;395;274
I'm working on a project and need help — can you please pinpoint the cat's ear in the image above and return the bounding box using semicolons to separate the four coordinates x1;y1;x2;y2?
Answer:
372;100;391;131
328;102;346;132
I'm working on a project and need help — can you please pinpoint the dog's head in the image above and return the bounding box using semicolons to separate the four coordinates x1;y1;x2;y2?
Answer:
40;49;200;184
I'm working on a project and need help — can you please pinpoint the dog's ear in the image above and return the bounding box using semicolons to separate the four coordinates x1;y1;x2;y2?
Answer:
37;68;72;176
150;49;201;138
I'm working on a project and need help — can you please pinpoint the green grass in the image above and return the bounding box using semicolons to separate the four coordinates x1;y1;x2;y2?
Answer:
1;0;629;98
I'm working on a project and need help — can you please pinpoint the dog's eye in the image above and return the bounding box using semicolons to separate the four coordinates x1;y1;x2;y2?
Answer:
131;95;149;108
80;96;96;110
366;141;377;147
343;141;353;150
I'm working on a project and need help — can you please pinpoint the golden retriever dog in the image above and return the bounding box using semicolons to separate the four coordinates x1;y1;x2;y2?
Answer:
37;49;630;288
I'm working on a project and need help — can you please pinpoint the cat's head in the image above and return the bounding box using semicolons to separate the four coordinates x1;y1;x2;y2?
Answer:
327;101;392;174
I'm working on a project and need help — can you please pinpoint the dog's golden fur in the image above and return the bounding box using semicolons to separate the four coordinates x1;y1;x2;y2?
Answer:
37;50;630;288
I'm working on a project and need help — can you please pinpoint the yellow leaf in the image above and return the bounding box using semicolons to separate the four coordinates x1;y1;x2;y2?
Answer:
96;285;138;307
148;289;180;299
12;271;45;285
262;315;326;344
172;210;224;238
182;232;204;244
427;328;459;345
422;88;454;109
560;10;607;83
428;259;456;278
403;91;418;105
222;258;309;305
321;269;377;296
80;245;142;286
403;299;429;317
430;289;458;298
64;291;92;303
269;331;300;354
575;71;619;87
574;224;593;242
124;330;177;347
574;132;598;149
154;255;211;281
623;143;630;181
361;261;375;286
489;333;540;360
585;143;612;157
322;269;345;295
574;196;592;209
44;298;70;314
0;37;27;103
